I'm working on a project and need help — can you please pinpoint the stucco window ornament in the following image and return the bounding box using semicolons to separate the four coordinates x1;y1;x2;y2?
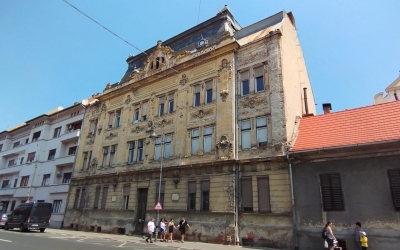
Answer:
179;74;189;86
173;170;181;189
241;96;267;108
97;126;103;135
146;120;154;132
216;135;233;160
101;103;107;112
105;132;118;140
112;176;118;191
125;95;132;105
132;126;143;134
191;109;213;119
85;137;94;145
90;158;98;169
220;90;229;101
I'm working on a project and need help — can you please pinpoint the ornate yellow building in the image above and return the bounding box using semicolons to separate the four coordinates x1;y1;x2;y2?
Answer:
64;7;315;248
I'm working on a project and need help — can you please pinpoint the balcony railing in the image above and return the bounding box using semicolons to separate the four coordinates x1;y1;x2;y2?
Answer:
60;130;80;143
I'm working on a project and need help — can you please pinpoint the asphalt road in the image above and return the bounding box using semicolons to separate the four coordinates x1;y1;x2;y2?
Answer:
0;229;173;250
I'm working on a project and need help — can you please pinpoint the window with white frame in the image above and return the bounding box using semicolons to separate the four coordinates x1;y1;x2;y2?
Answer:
203;126;213;153
137;139;144;162
142;102;148;121
68;146;77;155
88;119;97;136
164;134;172;158
32;131;41;142
8;159;16;167
19;157;24;165
133;104;140;123
240;71;250;96
191;128;199;154
20;176;29;187
62;172;72;184
193;85;201;107
256;116;267;146
13;141;20;148
109;145;117;165
82;152;88;169
102;147;109;166
52;200;62;213
27;152;36;162
48;149;56;160
168;93;174;113
108;111;121;129
53;127;62;138
158;96;165;117
154;136;162;160
254;66;264;92
115;110;121;128
205;80;213;104
241;120;251;149
128;141;135;164
122;186;130;209
42;174;50;186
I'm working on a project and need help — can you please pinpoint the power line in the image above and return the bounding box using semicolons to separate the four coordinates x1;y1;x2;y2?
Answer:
197;0;202;24
62;0;179;74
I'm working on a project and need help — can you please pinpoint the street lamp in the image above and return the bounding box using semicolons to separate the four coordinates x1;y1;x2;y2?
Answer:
149;124;164;242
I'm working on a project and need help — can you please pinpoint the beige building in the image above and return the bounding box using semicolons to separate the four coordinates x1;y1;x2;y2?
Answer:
374;76;400;104
64;7;315;248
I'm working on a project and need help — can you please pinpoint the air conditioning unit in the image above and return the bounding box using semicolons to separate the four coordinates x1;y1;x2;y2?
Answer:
26;161;31;164
56;172;62;178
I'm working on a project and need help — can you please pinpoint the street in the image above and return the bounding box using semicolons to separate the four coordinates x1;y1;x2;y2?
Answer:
0;229;176;250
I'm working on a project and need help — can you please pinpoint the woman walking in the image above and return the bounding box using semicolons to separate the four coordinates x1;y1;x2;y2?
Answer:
325;221;337;250
167;219;177;243
159;218;166;242
177;217;190;243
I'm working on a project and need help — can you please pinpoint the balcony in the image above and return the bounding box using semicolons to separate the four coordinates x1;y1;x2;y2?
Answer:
0;187;17;197
60;130;80;143
48;184;70;194
1;145;26;158
13;186;34;198
0;164;22;175
53;155;75;167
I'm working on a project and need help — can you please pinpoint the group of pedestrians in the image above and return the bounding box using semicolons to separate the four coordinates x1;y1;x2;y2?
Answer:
323;221;368;250
146;217;190;243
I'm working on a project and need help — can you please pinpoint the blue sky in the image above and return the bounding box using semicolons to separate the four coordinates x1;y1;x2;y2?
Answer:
1;0;399;131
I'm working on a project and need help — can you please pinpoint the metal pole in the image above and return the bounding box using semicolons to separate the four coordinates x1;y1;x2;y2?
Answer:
155;124;164;241
27;159;38;202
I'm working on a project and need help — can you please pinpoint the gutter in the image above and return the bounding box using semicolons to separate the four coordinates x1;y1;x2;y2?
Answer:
234;49;240;246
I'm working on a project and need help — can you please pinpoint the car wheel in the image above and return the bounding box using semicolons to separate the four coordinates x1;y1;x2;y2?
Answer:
4;224;9;230
19;225;25;232
39;228;45;233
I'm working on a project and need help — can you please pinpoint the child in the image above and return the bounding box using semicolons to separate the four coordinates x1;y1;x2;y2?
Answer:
360;231;368;250
333;240;342;250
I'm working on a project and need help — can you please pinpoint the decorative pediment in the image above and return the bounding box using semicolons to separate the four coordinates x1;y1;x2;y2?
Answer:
144;40;175;72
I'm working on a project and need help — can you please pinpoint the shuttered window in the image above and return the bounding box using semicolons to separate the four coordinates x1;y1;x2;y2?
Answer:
101;186;108;209
93;186;101;209
388;170;400;210
79;188;86;209
188;181;196;211
319;173;344;211
241;177;253;212
257;176;271;213
201;180;210;211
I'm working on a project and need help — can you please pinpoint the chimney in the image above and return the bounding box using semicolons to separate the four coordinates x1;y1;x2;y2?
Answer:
322;103;332;114
303;88;309;115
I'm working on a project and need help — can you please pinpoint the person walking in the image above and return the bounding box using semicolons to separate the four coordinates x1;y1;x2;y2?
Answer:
159;218;166;242
360;231;368;250
177;217;190;243
325;221;337;250
167;219;177;243
355;222;362;250
146;218;155;243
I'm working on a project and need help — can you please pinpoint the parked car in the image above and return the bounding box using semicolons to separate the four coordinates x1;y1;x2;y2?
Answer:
4;202;52;232
0;213;8;228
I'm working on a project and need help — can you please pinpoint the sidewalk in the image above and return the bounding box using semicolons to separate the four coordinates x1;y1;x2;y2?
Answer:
45;228;286;250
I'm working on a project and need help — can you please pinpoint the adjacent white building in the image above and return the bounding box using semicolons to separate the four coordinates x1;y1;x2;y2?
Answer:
0;103;84;228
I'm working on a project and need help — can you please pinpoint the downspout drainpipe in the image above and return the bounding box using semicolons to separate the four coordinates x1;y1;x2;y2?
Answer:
286;151;298;250
234;50;240;246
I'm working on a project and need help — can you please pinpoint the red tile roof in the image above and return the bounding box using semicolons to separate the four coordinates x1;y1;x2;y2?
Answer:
291;101;400;152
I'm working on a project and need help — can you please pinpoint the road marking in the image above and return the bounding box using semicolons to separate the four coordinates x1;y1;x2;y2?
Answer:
117;242;126;247
0;239;12;242
93;243;103;245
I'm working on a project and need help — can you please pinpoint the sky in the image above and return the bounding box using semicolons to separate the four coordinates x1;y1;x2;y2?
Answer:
1;0;399;131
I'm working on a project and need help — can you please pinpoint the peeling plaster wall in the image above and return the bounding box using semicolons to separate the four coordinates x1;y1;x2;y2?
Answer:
293;154;400;250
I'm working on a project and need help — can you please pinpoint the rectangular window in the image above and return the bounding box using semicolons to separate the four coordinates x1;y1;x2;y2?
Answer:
191;128;199;155
205;80;213;104
137;139;144;162
13;179;18;188
256;116;268;146
82;152;88;169
164;134;172;159
257;176;271;213
8;159;16;167
128;141;135;164
73;189;80;209
319;173;344;211
109;145;117;166
133;104;140;123
93;186;101;209
193;84;201;107
155;182;165;208
203;126;212;153
10;201;16;211
102;147;109;166
20;176;30;187
13;141;20;148
101;186;108;209
41;174;50;186
241;120;251;149
79;188;86;209
158;96;165;117
89;119;97;136
115;110;121;128
122;186;130;209
53;127;62;138
154;136;162;160
52;200;62;213
201;180;210;211
32;131;41;141
68;146;77;155
254;66;264;92
25;138;29;144
62;172;72;184
0;144;3;152
141;102;148;121
241;177;253;212
240;71;250;96
188;181;196;211
1;180;9;188
19;157;24;165
108;112;115;129
388;170;400;210
48;149;56;160
168;93;174;113
27;152;36;162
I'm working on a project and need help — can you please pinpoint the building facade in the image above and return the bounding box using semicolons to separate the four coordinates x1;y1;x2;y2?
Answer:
64;7;315;248
290;101;400;250
0;103;84;228
374;76;400;104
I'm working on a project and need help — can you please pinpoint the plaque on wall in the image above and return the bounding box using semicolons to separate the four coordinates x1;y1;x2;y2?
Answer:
171;194;179;201
111;196;116;202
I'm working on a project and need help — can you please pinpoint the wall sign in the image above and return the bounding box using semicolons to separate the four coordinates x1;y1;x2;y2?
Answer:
171;194;179;201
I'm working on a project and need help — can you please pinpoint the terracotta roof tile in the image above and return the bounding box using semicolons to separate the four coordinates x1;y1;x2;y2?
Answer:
291;101;400;152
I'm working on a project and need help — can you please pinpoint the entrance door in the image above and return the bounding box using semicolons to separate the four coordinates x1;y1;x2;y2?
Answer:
135;188;148;234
